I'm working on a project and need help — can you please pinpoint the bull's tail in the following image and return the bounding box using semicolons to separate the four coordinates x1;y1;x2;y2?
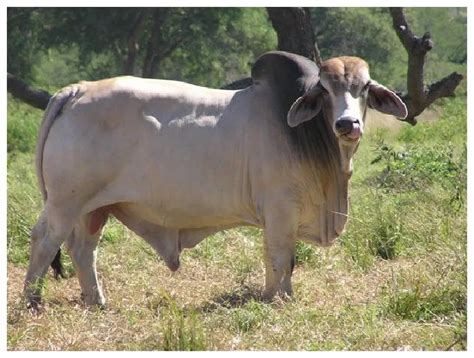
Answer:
51;249;65;279
35;85;82;279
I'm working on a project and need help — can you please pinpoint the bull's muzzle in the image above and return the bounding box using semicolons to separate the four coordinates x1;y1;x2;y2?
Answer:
335;116;362;141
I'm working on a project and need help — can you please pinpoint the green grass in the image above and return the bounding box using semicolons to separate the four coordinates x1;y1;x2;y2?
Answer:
7;152;42;266
7;97;467;350
7;95;43;154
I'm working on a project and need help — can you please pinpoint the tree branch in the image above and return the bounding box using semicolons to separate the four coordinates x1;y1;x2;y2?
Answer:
426;72;464;104
7;73;51;110
389;7;463;125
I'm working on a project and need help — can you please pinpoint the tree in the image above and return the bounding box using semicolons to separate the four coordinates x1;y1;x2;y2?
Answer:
7;7;464;123
7;8;275;88
389;8;463;124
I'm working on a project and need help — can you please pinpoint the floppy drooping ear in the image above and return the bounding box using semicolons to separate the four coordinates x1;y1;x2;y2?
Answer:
368;81;408;119
287;84;324;127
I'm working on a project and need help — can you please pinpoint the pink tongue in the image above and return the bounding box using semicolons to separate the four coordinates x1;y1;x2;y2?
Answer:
347;123;361;139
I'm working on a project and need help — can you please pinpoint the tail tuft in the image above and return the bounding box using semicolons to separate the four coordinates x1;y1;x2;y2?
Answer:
50;249;65;280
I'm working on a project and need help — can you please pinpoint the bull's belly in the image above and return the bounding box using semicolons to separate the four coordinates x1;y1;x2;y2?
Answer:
113;201;251;229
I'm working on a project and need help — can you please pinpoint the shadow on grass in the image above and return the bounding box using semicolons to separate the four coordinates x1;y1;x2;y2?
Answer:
198;285;262;312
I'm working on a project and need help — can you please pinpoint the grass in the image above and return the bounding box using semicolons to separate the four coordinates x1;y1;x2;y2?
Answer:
6;97;467;350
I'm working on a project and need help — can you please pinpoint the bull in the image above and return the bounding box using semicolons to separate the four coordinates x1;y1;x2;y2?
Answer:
25;51;407;307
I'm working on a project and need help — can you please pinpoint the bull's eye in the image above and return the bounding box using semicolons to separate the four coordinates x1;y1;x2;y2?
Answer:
361;82;371;95
317;86;329;99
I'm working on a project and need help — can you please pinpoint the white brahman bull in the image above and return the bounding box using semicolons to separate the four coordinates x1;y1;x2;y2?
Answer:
25;51;407;308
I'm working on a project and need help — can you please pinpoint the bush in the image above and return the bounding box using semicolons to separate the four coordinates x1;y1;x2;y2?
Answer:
369;141;466;206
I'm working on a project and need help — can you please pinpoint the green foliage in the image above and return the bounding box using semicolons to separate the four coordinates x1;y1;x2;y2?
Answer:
8;8;276;89
369;98;467;209
7;97;43;153
369;141;466;204
7;8;43;81
311;8;407;88
7;7;466;93
151;8;276;87
33;46;118;91
406;8;467;64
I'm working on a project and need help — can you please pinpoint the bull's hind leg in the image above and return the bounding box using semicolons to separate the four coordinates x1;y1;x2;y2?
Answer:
24;207;78;308
64;213;106;307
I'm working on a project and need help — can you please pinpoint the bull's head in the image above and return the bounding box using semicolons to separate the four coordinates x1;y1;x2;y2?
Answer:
287;56;407;173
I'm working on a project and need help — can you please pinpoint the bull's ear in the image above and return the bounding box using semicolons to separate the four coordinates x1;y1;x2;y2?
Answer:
287;85;323;127
368;81;408;119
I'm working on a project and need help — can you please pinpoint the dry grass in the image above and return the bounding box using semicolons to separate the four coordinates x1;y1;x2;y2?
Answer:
7;229;464;351
365;106;441;135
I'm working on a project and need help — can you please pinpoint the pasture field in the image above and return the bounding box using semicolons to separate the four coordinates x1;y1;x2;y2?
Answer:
6;96;467;351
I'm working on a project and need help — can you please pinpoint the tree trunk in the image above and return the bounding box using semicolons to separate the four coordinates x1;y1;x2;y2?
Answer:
389;8;463;125
122;10;146;75
142;8;171;78
267;7;322;66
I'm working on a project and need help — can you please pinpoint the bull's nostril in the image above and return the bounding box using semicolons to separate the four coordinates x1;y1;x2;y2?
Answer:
335;118;354;134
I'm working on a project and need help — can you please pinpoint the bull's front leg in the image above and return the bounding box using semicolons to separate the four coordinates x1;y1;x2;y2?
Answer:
262;204;298;301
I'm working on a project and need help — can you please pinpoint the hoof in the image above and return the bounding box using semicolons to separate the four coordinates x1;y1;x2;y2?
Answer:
165;255;180;272
261;289;276;302
261;288;293;302
26;298;42;314
81;292;106;308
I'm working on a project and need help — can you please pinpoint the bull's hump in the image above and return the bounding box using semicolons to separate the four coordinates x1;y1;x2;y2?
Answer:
251;51;319;86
